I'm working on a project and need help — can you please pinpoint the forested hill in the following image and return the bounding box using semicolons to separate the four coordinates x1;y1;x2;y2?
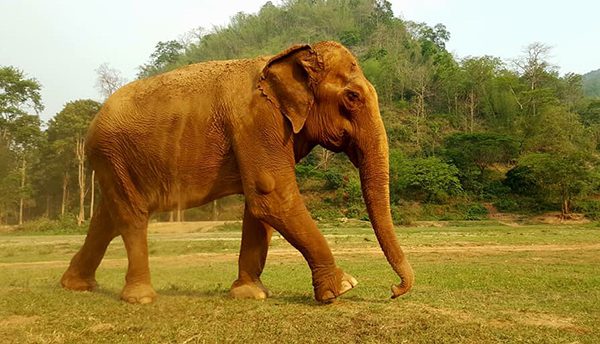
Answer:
2;0;600;228
137;0;600;221
583;69;600;98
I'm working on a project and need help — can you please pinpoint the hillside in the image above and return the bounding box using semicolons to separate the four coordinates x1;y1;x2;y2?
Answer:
2;0;600;226
583;68;600;98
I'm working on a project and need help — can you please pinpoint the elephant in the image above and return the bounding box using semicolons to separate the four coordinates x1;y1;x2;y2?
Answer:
60;41;414;304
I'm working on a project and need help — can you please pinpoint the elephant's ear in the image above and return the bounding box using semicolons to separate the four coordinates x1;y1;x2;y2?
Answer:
258;44;322;134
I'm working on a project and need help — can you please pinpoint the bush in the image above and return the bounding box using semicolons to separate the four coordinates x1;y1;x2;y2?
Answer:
464;203;489;220
323;169;345;190
482;179;511;200
504;165;541;196
572;200;600;220
16;215;85;234
389;151;462;203
391;203;421;225
310;207;343;221
345;204;368;220
493;198;520;212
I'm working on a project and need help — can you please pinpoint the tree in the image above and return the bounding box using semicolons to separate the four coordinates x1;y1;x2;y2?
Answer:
522;104;593;154
513;42;557;119
0;66;43;136
444;133;520;192
137;40;185;78
459;56;503;132
0;66;43;224
10;114;42;224
95;63;127;100
47;100;101;225
519;152;598;216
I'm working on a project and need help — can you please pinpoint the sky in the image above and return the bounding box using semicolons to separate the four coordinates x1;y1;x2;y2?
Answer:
1;0;598;122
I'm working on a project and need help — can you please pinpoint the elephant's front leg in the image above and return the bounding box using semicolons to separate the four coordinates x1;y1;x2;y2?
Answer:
244;171;358;303
230;205;274;299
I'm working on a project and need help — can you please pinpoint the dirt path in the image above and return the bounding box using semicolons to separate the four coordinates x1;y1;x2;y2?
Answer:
2;243;599;269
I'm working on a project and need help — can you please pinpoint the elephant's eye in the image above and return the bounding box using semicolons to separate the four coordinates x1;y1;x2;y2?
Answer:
341;89;363;115
346;90;360;102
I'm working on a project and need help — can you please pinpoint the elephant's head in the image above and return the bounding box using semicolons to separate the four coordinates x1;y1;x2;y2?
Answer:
259;41;413;298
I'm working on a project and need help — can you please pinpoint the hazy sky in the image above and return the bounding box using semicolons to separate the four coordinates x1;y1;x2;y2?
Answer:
1;0;598;121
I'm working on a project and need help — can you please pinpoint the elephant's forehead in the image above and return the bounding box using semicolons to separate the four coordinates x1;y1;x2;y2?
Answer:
324;49;357;68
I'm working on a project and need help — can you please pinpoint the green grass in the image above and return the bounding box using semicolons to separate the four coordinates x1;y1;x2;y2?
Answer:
1;222;599;343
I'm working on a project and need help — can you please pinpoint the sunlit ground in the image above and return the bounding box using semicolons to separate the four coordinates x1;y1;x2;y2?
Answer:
1;221;599;343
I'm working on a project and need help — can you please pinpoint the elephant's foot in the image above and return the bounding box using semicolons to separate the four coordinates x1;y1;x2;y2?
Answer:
313;268;358;303
230;279;272;300
120;283;157;304
60;269;98;291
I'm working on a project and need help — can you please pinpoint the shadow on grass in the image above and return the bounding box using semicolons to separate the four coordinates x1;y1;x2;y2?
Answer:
157;286;319;304
79;284;388;306
159;287;229;298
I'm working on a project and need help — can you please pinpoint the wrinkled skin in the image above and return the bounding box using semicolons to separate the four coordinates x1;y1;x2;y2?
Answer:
61;41;414;304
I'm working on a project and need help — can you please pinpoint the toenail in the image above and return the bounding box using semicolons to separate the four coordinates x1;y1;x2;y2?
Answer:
340;281;352;293
322;290;334;301
139;297;153;304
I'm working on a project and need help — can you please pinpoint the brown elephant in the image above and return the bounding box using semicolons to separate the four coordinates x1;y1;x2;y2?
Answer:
60;41;414;304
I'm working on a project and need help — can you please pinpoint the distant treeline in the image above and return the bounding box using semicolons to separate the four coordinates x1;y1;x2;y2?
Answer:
2;0;600;227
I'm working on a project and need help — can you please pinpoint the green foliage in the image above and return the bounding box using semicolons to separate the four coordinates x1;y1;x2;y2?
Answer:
572;200;600;220
391;201;421;225
389;150;462;203
518;152;599;214
323;169;345;190
443;133;519;193
504;165;541;196
464;203;489;220
14;215;85;234
0;66;43;122
0;66;44;224
214;222;242;232
4;0;600;224
444;133;520;172
492;197;520;213
138;40;185;78
337;176;363;206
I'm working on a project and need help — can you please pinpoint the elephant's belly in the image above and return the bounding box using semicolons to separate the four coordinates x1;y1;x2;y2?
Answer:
149;157;244;212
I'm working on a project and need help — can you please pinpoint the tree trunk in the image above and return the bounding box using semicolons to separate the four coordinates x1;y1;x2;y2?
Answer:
212;200;219;221
176;205;184;222
169;211;174;222
45;194;51;218
320;149;332;170
561;188;571;217
414;85;426;149
89;170;95;219
468;90;476;133
61;171;69;216
18;158;26;225
76;136;86;226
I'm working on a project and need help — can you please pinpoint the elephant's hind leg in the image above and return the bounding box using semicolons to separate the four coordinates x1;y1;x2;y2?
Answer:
61;200;119;291
113;207;155;304
230;205;274;299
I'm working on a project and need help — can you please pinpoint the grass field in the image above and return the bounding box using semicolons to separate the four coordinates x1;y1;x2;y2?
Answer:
1;220;599;343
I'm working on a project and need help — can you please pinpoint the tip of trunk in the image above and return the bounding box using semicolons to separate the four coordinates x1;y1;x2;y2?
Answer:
390;259;414;298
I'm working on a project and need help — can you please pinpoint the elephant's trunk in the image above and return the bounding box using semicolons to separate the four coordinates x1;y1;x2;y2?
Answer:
356;131;414;298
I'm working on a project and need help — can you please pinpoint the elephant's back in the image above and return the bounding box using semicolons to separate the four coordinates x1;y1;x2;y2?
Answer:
85;58;260;210
91;57;266;129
